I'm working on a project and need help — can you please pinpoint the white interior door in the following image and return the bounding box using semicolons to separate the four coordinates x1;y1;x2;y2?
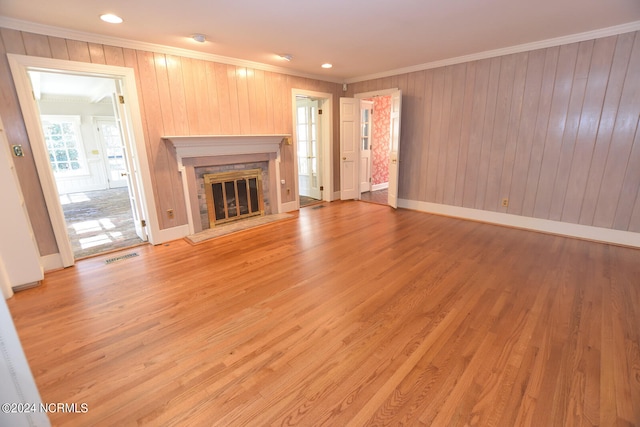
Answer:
360;100;373;193
112;85;147;241
340;97;360;200
96;118;128;189
387;90;402;208
296;98;321;200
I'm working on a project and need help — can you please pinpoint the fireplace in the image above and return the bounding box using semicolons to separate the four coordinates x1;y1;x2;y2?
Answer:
204;169;264;226
163;134;290;235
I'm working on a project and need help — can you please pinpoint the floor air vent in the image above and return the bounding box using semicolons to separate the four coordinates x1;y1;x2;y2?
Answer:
105;252;139;264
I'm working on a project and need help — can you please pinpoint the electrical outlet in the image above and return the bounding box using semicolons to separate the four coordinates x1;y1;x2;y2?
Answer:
167;209;175;219
501;198;509;207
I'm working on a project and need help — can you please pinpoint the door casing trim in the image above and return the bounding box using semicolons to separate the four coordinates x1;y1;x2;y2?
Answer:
8;54;158;268
291;89;334;206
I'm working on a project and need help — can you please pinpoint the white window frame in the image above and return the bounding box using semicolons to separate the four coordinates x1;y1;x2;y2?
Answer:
40;114;89;177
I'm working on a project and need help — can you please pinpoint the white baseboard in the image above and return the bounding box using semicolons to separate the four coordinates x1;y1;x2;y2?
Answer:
153;224;191;244
323;190;335;202
41;253;63;272
333;191;341;201
398;199;640;248
281;200;298;213
372;182;389;191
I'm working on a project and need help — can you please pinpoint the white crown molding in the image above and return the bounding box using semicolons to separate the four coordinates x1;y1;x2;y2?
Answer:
345;20;640;84
0;16;344;84
3;16;640;88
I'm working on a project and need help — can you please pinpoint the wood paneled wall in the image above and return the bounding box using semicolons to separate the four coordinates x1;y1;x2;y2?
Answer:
0;28;342;255
2;26;639;259
349;31;640;232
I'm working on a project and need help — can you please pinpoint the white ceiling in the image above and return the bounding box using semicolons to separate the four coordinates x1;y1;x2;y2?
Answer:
29;72;116;101
2;0;640;81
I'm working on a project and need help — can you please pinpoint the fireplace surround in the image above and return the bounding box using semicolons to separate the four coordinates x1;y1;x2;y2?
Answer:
163;134;290;235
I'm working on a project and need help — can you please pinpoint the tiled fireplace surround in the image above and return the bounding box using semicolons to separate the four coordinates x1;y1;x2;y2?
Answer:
163;135;290;235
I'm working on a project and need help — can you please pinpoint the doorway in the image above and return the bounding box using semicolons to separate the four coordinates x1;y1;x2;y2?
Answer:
340;89;402;208
296;96;322;207
32;71;146;259
292;89;334;209
8;54;155;268
360;95;393;205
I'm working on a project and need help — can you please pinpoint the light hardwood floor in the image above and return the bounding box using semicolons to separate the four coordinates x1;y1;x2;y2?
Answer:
7;201;640;426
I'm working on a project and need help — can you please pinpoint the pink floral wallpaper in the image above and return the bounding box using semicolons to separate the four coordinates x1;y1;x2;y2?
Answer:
371;95;391;185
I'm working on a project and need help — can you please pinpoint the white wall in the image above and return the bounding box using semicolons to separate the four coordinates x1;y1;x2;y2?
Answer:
0;297;50;426
0;117;42;297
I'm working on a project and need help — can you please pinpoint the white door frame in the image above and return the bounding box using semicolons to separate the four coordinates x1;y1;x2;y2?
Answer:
354;88;401;99
295;97;321;200
359;100;374;193
291;89;334;207
8;54;158;268
354;88;402;207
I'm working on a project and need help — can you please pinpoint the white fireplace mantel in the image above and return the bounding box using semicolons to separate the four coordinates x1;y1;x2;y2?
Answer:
162;134;291;235
163;134;291;165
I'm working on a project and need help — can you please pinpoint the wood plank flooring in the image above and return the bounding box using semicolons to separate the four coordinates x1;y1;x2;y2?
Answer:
7;201;640;426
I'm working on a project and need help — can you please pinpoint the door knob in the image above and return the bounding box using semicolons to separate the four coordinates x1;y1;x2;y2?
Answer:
343;157;346;160
120;172;128;177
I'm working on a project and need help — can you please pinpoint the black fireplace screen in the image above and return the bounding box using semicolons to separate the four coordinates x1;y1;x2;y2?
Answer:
204;169;264;226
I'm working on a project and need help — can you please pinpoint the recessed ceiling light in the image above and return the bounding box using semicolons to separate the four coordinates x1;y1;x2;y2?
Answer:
100;14;123;24
192;34;207;43
321;63;333;69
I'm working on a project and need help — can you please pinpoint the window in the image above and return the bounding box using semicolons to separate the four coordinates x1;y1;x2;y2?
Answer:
40;115;87;175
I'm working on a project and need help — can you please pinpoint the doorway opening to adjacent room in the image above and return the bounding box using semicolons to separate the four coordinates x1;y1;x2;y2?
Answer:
296;96;322;207
340;89;402;208
32;72;146;260
292;89;334;209
8;55;154;268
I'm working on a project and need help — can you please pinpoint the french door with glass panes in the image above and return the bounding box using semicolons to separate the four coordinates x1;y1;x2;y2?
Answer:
96;118;128;188
296;98;321;200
